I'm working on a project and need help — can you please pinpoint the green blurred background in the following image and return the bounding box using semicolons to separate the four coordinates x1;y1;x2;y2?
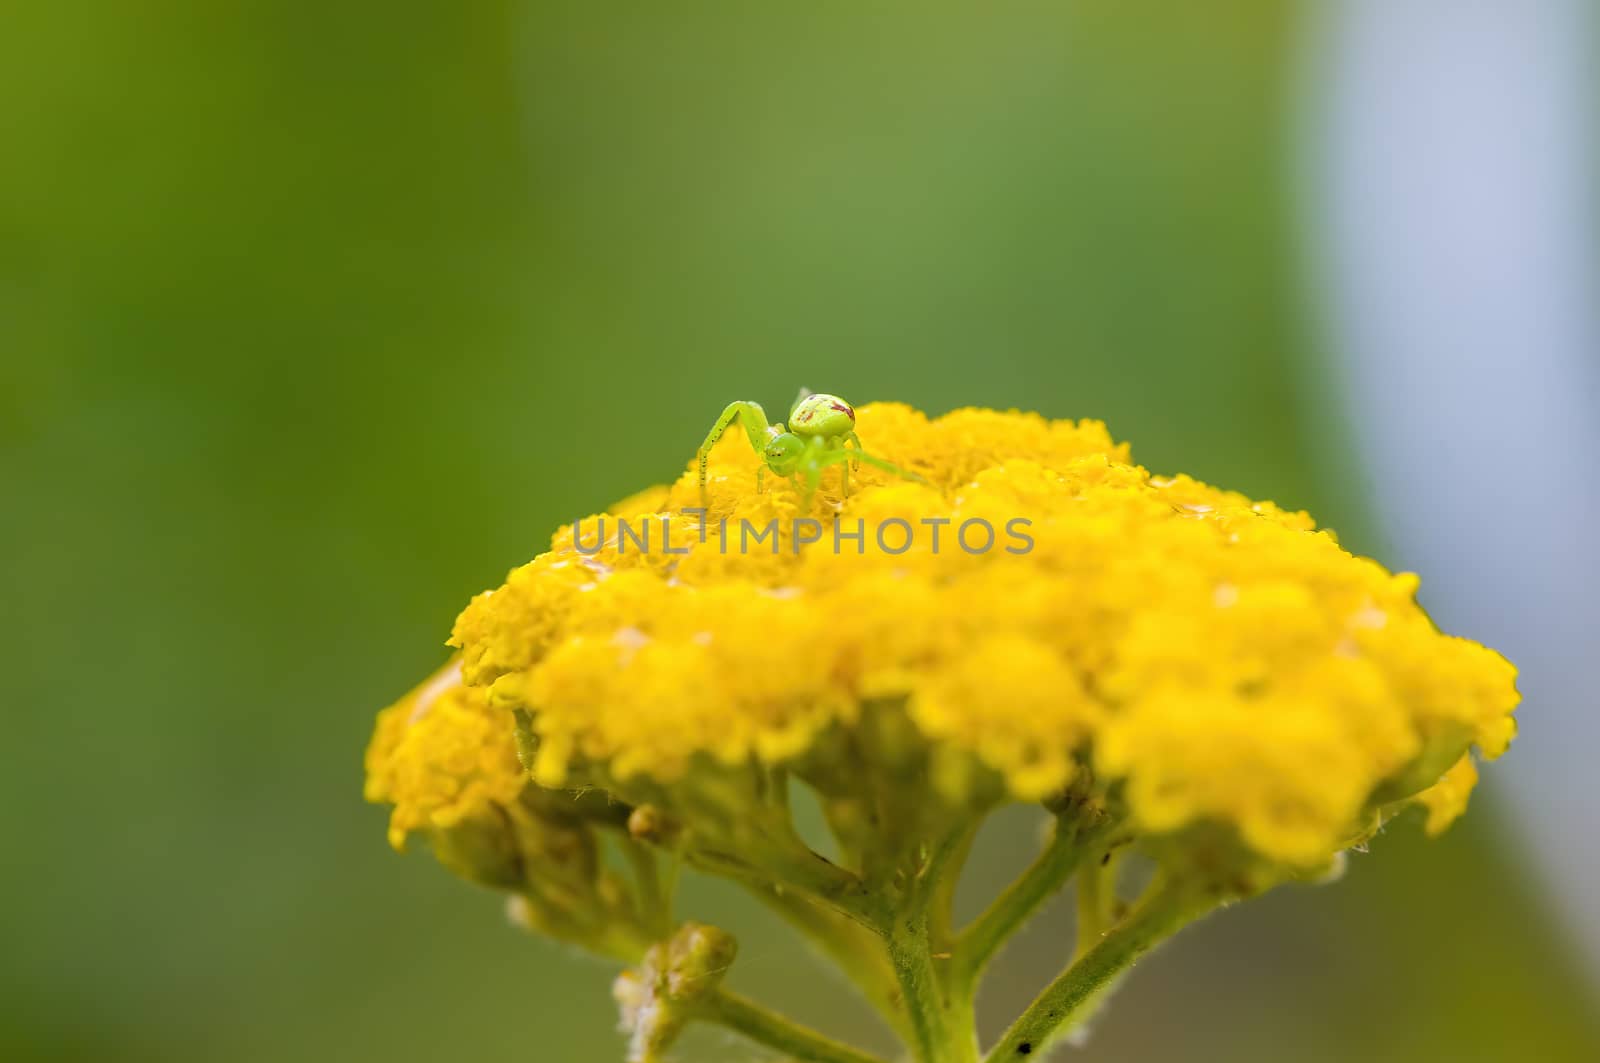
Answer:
3;2;1595;1060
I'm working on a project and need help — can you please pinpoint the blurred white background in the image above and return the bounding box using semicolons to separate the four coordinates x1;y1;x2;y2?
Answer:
1303;0;1599;976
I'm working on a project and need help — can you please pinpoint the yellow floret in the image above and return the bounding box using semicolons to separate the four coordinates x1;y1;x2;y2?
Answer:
433;403;1517;868
1414;754;1480;836
364;658;527;850
910;634;1100;801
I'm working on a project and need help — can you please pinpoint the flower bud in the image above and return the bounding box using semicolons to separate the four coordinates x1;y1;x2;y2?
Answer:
614;923;738;1062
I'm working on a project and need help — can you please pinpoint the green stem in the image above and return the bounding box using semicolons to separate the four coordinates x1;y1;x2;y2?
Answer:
689;843;881;930
527;902;650;966
924;820;981;953
981;879;1222;1062
621;838;674;940
952;817;1102;992
888;910;978;1063
747;881;912;1040
1071;846;1123;962
766;840;884;927
703;989;890;1063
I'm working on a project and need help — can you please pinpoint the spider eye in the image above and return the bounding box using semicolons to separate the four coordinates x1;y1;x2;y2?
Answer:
765;435;803;463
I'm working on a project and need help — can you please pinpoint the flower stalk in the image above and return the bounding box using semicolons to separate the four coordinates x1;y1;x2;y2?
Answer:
702;989;890;1063
887;908;977;1063
952;812;1110;998
745;881;912;1039
982;877;1226;1061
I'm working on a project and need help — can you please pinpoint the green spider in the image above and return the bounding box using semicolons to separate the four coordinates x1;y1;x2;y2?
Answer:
696;390;922;508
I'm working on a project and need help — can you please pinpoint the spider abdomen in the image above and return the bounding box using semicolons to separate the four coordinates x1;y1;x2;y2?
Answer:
790;393;856;438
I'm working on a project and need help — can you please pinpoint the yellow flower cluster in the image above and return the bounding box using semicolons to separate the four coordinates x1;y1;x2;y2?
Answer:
432;404;1515;869
364;658;525;851
366;658;657;955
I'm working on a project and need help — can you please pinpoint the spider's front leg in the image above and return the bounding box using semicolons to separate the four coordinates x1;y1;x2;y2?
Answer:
697;401;775;510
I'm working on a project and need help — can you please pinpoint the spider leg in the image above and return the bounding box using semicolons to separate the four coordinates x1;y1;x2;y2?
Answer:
697;401;773;510
808;444;862;500
795;436;833;509
789;386;815;421
843;447;925;485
